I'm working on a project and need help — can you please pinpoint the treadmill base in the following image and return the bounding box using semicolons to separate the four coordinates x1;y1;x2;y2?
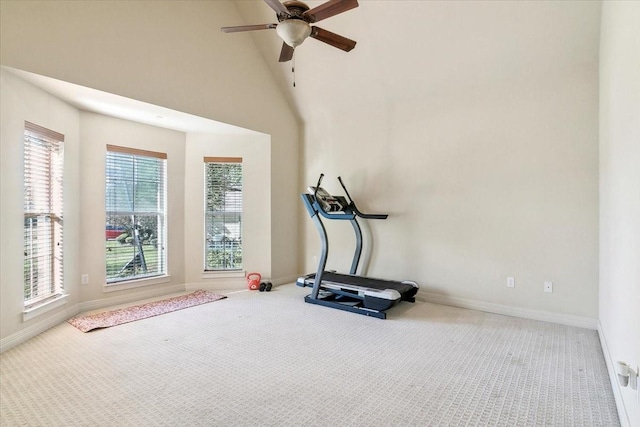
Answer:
304;295;387;319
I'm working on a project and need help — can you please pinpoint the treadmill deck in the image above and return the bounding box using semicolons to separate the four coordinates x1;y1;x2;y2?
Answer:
298;272;418;302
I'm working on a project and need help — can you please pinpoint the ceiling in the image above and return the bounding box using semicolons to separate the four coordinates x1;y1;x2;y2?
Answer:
233;0;601;119
4;1;601;136
4;66;258;135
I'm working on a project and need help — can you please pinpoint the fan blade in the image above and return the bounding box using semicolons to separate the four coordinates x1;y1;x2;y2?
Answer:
279;42;294;62
263;0;289;16
310;26;356;52
304;0;358;23
221;24;277;33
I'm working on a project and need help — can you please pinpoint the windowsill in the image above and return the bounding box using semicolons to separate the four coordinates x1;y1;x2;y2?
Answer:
201;270;245;280
104;274;171;293
23;293;70;322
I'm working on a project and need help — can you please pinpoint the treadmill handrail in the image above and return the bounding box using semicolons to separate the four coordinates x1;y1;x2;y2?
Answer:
337;176;389;220
351;204;388;220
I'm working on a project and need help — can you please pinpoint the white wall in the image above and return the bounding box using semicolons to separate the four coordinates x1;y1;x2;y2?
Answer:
1;0;300;343
599;1;640;425
0;72;191;339
0;70;81;338
0;0;300;281
0;67;276;343
184;132;271;286
302;53;600;320
78;112;187;301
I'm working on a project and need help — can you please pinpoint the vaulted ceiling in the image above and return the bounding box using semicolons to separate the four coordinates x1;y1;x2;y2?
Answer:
232;0;601;120
2;1;602;136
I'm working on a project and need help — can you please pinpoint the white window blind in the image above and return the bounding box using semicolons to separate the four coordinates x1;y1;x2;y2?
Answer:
105;145;167;283
23;121;64;306
204;157;243;271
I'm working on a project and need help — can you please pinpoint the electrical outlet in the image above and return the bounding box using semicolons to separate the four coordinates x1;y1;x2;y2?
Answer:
81;274;89;285
507;277;515;288
544;281;553;293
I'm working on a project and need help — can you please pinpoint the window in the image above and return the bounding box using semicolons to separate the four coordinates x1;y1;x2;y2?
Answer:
204;157;242;271
23;122;64;306
105;145;167;283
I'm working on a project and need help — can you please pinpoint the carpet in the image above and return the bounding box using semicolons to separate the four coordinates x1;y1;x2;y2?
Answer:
67;290;227;332
3;284;620;426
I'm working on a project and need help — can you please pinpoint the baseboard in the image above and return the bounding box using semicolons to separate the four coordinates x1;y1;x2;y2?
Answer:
78;284;186;312
185;280;245;291
419;291;598;330
272;274;299;286
185;274;299;292
1;284;185;354
598;321;631;427
0;304;80;353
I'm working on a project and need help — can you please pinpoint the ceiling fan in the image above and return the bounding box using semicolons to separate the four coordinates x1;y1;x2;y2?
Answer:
221;0;359;62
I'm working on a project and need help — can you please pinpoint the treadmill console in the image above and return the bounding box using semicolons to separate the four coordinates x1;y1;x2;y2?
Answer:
308;186;348;213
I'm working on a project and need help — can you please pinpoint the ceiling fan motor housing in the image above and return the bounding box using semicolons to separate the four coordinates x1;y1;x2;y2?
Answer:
280;1;311;21
276;1;313;48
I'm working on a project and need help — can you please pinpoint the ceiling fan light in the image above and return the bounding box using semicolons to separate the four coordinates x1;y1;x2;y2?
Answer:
276;19;311;48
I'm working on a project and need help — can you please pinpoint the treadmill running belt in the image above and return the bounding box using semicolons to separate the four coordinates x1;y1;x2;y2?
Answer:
309;272;418;300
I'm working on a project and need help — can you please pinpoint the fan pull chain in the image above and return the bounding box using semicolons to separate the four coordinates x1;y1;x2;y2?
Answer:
292;52;296;88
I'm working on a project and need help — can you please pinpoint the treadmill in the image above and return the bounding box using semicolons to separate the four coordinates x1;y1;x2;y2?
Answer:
297;174;419;319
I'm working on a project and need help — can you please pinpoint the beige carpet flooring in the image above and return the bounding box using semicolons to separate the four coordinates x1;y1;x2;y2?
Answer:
0;284;619;426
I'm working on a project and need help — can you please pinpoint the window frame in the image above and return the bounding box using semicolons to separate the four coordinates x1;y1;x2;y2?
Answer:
105;145;168;285
23;121;65;308
203;157;243;272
